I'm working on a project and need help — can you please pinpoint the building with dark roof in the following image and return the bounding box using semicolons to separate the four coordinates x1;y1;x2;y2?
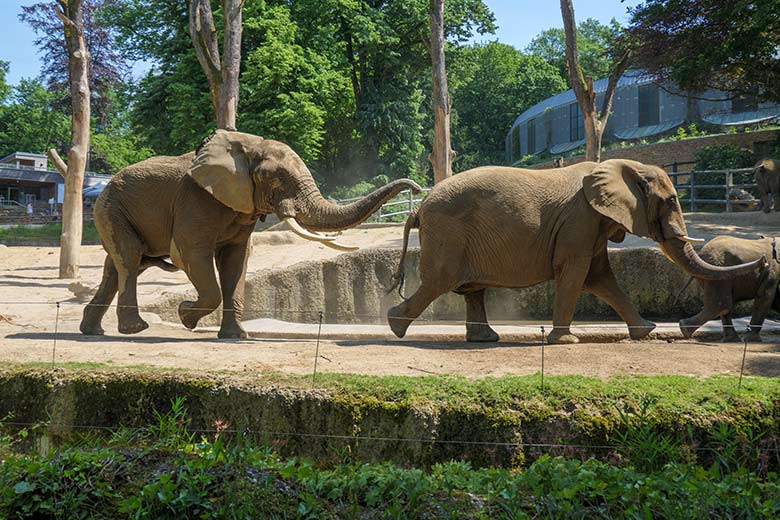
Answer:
505;70;780;165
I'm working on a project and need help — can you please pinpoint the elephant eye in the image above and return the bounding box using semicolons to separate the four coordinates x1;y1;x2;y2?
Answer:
668;196;677;205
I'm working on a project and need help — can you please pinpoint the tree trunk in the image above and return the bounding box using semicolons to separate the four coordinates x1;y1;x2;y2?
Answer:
51;0;90;279
428;0;454;184
560;0;630;163
189;0;243;131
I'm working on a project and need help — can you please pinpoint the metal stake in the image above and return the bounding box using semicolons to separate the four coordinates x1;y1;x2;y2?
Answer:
51;302;60;368
738;325;749;390
540;325;546;392
312;311;324;388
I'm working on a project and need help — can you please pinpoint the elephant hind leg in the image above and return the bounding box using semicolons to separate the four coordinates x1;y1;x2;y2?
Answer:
97;211;147;334
720;313;741;342
178;250;222;330
388;281;451;338
680;280;730;339
464;289;499;342
80;255;118;335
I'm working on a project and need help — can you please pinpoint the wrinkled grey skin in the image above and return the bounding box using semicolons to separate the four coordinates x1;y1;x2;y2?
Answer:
754;159;780;213
680;236;780;342
387;160;766;345
80;133;420;339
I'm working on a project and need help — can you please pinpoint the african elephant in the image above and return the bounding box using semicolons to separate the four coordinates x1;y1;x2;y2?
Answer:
386;159;766;344
679;236;780;342
81;130;420;338
754;159;780;213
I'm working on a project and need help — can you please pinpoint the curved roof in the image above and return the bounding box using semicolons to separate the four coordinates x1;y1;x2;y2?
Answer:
510;69;656;129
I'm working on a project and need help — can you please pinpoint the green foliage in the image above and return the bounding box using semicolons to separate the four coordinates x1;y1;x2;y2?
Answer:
628;0;780;102
526;18;623;85
449;42;566;169
0;79;70;158
694;144;755;170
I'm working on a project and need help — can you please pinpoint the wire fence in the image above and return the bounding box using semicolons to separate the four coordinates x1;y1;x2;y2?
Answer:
1;299;773;394
3;299;780;464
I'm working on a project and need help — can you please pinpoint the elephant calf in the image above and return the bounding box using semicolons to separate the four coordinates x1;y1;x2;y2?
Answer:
680;236;780;342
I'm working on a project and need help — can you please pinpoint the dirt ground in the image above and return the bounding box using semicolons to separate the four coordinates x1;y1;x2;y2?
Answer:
1;213;780;379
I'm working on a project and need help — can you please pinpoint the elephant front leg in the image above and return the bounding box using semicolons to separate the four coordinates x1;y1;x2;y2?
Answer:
584;253;655;340
720;313;741;342
215;241;251;339
548;257;591;344
680;281;730;339
178;251;222;331
761;191;771;213
464;289;499;342
746;281;776;342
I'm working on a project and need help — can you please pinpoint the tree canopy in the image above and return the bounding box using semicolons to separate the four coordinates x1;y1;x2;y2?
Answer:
627;0;780;101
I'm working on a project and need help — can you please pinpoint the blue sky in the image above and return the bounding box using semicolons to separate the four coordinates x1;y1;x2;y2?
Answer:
0;0;641;86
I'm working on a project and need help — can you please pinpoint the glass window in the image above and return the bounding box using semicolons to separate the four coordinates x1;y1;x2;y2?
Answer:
732;95;758;113
569;103;584;141
638;84;660;126
527;118;536;154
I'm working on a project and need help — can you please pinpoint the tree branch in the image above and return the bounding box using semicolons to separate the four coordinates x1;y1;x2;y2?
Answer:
560;0;592;116
189;0;221;79
51;2;74;28
48;148;68;177
599;48;632;124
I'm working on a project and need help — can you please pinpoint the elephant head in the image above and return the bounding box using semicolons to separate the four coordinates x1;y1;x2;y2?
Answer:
583;159;766;280
189;130;421;250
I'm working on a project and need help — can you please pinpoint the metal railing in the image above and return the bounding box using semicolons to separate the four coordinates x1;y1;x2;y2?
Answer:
338;188;432;222
668;167;757;212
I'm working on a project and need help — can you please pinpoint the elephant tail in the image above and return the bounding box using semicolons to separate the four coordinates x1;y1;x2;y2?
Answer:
387;207;420;298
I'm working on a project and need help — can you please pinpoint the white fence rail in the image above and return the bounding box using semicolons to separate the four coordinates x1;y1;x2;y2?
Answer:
668;167;757;212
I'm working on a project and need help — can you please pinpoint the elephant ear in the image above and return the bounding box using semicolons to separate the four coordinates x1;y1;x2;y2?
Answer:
582;160;650;238
189;129;262;214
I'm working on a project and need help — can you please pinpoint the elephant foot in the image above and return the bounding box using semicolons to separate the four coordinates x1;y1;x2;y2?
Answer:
79;320;104;336
629;320;656;340
178;301;203;330
547;328;579;345
745;331;763;343
763;207;772;214
218;322;248;340
721;331;742;343
466;324;500;343
387;306;411;338
117;316;148;335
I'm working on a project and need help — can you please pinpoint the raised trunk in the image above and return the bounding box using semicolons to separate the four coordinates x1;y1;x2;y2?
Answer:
292;178;421;232
659;239;766;280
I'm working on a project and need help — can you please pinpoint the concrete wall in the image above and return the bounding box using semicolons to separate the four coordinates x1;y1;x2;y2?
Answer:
153;247;716;327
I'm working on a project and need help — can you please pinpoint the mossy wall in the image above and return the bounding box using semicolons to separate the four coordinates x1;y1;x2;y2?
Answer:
2;369;778;469
153;247;728;326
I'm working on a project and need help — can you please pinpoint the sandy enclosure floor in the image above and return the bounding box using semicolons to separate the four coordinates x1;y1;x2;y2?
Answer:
1;215;780;379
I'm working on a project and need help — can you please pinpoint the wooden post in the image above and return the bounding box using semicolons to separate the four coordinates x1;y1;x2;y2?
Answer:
690;171;697;212
51;0;90;279
725;170;733;213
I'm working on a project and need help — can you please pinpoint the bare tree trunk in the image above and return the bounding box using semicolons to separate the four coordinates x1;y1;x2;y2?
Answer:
50;0;90;279
189;0;244;130
428;0;454;184
560;0;630;163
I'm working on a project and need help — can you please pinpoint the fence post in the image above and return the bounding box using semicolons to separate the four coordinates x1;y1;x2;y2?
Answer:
690;171;697;212
408;189;413;215
377;204;382;223
725;170;733;213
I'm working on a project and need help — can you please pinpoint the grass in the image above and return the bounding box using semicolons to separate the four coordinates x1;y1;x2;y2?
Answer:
0;221;100;243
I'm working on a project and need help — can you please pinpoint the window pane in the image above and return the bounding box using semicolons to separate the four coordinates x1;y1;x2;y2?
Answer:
638;84;659;126
527;119;536;154
569;103;583;141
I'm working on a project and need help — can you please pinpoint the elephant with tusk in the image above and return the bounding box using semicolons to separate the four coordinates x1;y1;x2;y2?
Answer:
387;159;766;344
80;130;421;338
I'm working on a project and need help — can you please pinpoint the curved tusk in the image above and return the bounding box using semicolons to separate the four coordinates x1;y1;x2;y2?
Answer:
284;218;358;252
677;235;706;244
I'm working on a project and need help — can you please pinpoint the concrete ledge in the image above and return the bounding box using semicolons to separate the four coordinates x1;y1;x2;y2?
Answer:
153;247;737;327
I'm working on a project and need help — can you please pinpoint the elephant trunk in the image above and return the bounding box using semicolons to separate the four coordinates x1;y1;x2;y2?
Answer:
659;238;767;280
290;175;422;232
